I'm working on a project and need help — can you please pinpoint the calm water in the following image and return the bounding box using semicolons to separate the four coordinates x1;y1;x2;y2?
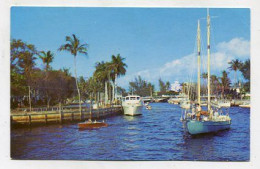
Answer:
11;103;250;161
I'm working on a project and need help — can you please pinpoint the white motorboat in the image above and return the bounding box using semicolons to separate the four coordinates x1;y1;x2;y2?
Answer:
168;97;181;104
212;100;231;108
239;101;250;108
168;94;189;104
122;95;143;116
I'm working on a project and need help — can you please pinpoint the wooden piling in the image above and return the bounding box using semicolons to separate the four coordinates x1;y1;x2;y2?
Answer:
28;115;31;125
45;114;47;124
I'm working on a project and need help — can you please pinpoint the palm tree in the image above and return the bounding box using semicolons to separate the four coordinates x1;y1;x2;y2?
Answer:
38;51;54;71
58;34;88;118
61;67;71;76
201;72;208;95
110;54;127;101
210;75;219;95
94;61;110;105
165;81;171;92
228;59;242;88
38;51;54;108
220;70;231;99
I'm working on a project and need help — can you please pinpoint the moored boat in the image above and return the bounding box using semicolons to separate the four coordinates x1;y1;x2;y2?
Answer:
187;116;231;135
78;120;108;129
146;105;152;110
122;95;143;116
186;9;231;135
239;101;250;108
213;100;231;108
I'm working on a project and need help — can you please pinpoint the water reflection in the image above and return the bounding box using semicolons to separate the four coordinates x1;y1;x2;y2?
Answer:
123;115;142;121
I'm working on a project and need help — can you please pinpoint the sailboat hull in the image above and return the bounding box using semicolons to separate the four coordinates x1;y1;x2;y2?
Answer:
187;120;231;135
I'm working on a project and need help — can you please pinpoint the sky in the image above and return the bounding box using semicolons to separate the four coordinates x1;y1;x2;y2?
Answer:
11;7;250;90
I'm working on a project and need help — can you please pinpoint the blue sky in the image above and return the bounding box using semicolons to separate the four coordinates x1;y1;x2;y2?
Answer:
11;7;250;90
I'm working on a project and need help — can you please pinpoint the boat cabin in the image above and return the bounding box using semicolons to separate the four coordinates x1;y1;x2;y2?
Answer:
125;96;141;101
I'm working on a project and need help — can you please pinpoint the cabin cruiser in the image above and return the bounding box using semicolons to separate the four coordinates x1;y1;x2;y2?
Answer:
239;101;250;108
212;99;231;108
122;95;143;116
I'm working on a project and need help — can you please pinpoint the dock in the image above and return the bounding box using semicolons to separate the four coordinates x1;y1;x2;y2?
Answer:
11;106;123;127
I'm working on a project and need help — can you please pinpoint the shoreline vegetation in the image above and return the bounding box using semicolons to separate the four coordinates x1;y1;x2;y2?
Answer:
11;35;250;114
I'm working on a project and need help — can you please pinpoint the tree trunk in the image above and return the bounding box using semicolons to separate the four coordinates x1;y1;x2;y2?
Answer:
28;86;32;112
108;74;111;105
108;81;111;105
47;97;51;109
97;92;100;108
112;82;115;102
73;56;82;119
114;74;117;101
105;81;108;105
222;85;224;99
235;71;237;88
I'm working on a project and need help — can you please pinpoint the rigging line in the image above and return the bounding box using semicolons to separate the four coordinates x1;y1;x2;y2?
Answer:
186;26;198;98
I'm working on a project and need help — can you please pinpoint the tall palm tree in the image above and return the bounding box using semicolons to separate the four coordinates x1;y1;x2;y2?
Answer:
38;51;54;71
94;61;110;105
38;51;54;108
228;59;242;88
58;34;88;118
110;54;127;101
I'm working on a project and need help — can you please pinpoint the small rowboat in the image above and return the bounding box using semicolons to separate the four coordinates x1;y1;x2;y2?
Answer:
78;120;108;129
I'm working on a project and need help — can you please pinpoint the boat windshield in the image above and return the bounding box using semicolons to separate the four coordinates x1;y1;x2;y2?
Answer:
125;96;140;100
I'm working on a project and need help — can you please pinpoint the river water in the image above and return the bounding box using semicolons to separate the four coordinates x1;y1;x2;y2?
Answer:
11;103;250;161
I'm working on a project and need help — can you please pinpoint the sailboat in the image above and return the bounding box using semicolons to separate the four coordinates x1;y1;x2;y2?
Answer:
186;9;231;135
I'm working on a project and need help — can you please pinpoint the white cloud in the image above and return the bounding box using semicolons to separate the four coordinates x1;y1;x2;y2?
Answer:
216;38;250;58
117;37;250;89
159;53;196;78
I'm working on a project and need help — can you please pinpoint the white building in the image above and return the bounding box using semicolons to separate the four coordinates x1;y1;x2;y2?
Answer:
170;81;182;92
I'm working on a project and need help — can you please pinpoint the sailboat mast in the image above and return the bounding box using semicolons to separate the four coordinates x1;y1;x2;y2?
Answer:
207;9;211;111
197;20;201;107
